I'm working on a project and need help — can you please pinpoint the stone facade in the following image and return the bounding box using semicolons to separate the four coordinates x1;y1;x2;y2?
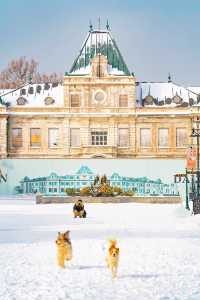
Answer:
0;107;7;159
1;103;198;159
0;97;199;159
63;55;136;158
36;195;182;204
0;27;199;159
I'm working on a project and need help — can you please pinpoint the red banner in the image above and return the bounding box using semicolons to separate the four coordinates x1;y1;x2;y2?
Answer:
186;146;197;169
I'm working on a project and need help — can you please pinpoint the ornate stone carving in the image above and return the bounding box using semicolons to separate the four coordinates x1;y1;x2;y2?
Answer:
144;95;154;105
16;97;27;106
44;97;55;105
172;94;182;104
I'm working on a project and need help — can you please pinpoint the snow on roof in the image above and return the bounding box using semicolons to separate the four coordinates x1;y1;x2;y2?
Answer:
1;81;199;109
69;65;91;75
0;84;64;107
136;81;200;107
187;86;200;94
69;29;130;76
76;166;94;175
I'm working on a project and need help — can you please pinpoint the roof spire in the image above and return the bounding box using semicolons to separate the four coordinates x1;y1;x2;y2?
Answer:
168;72;172;83
106;20;110;31
69;23;131;75
148;85;151;95
98;17;101;31
89;20;93;32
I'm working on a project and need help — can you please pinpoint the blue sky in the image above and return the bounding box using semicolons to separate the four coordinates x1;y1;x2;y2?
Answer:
0;0;200;85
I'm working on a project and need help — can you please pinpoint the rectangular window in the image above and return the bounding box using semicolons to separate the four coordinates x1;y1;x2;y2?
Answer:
118;128;129;147
158;128;169;147
70;94;80;107
48;128;59;148
119;95;128;107
12;128;22;148
70;128;80;147
176;128;187;147
140;128;151;147
30;128;41;147
91;131;107;145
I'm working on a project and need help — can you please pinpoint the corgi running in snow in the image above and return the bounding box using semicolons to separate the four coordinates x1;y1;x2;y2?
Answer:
106;240;120;278
55;231;72;268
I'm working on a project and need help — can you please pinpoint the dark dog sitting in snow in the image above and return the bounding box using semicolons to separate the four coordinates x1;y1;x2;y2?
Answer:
73;199;87;218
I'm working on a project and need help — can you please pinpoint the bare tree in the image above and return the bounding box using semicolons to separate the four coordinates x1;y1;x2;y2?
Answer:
0;57;38;88
0;57;63;89
34;72;63;84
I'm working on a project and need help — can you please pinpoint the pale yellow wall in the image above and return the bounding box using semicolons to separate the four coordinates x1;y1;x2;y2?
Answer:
0;108;7;158
5;112;193;159
135;114;192;158
0;60;198;159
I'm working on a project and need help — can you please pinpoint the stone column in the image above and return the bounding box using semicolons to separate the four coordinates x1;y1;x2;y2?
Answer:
109;118;116;146
81;119;90;147
0;116;7;158
63;118;70;154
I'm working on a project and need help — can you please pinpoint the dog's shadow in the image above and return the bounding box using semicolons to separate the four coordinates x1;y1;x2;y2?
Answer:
74;265;106;270
119;273;165;279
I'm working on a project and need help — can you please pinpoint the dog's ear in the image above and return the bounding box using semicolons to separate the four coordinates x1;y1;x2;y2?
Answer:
58;232;61;236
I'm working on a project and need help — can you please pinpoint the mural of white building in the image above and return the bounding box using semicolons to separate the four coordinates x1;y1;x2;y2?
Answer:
17;166;179;196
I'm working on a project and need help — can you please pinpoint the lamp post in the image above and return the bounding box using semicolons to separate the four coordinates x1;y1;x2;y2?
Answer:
191;116;200;214
191;116;200;198
185;168;190;210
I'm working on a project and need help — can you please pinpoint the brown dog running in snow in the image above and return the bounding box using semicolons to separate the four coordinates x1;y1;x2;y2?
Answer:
55;231;72;268
106;240;120;278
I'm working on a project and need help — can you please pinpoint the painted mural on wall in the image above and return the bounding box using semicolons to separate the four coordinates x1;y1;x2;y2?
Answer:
0;159;186;197
17;165;179;196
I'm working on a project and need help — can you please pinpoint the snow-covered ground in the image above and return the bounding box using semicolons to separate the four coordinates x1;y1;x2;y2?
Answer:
0;200;200;300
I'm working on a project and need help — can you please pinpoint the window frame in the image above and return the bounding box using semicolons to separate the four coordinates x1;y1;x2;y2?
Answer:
140;128;152;148
48;128;59;148
119;95;128;107
118;128;129;147
11;128;23;148
70;128;80;147
91;130;108;146
158;128;169;148
176;128;187;148
30;128;41;148
70;94;80;107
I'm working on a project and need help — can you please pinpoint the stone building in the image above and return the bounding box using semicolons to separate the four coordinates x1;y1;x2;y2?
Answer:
0;25;199;159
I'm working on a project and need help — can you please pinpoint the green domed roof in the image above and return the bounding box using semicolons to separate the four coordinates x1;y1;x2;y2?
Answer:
68;25;130;76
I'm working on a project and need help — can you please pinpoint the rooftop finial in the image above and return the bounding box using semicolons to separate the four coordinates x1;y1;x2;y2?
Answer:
89;20;93;32
106;19;110;31
98;17;101;31
168;72;172;82
29;75;32;84
148;85;151;95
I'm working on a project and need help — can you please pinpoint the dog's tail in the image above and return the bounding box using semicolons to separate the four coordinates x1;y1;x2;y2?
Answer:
109;239;117;246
